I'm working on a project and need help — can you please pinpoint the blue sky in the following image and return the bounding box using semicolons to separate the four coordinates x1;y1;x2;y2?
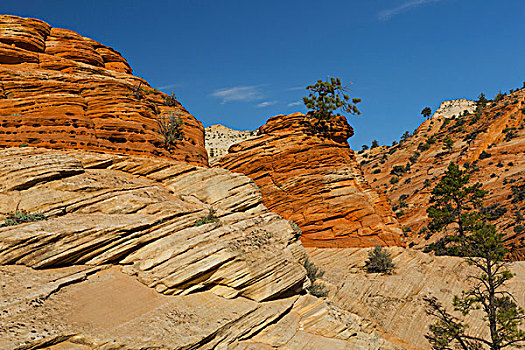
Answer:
2;0;525;148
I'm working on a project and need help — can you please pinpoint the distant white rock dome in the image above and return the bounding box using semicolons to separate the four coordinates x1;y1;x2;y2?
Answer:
434;99;476;118
205;124;258;164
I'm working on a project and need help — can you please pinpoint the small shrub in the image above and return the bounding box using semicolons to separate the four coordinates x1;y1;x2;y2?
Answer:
511;183;525;203
1;210;45;227
308;283;329;298
409;152;420;164
193;208;219;226
304;257;329;297
478;151;492;160
164;91;178;106
391;165;406;176
365;246;395;274
372;168;381;174
289;221;302;238
390;176;399;184
514;225;524;234
157;112;183;149
418;142;430;152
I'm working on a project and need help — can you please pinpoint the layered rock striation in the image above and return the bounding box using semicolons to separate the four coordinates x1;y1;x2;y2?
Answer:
306;247;525;350
0;147;399;349
219;113;403;248
0;15;207;165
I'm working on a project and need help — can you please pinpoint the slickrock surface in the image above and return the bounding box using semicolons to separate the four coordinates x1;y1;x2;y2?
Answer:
358;90;525;259
0;15;207;165
205;124;258;165
219;112;403;248
0;147;400;349
306;247;525;350
0;265;399;349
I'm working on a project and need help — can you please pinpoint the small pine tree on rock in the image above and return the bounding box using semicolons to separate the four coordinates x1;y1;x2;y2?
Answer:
303;76;361;120
365;246;395;274
421;107;432;119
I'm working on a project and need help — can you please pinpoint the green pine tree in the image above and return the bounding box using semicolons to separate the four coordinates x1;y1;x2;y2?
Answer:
422;107;432;118
425;222;525;350
303;76;361;120
423;161;525;349
425;163;487;256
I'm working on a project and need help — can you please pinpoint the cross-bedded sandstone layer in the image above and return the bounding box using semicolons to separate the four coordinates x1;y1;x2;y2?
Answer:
0;147;399;349
219;113;403;248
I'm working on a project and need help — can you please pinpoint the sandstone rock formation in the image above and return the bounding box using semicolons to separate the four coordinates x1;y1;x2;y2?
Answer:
358;89;525;259
218;113;403;248
0;15;207;165
205;124;258;164
0;147;400;349
434;99;475;118
307;247;525;350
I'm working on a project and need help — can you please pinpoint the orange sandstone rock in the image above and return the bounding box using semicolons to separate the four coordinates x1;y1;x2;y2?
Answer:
0;15;207;166
358;92;525;260
219;113;403;248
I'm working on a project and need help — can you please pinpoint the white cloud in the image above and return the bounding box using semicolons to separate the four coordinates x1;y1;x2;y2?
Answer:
156;83;179;90
378;0;443;21
211;85;263;104
256;100;278;108
287;101;302;107
287;86;305;91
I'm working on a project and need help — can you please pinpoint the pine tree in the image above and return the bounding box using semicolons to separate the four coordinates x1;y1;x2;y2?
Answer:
424;161;525;349
303;76;361;120
425;222;525;350
422;107;432;118
425;162;487;256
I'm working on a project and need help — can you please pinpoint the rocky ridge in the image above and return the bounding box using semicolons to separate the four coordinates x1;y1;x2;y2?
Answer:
358;89;525;259
0;147;399;349
218;112;404;248
0;15;207;165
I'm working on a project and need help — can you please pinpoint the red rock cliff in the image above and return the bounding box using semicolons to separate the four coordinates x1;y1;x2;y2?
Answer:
219;113;404;248
0;15;207;165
